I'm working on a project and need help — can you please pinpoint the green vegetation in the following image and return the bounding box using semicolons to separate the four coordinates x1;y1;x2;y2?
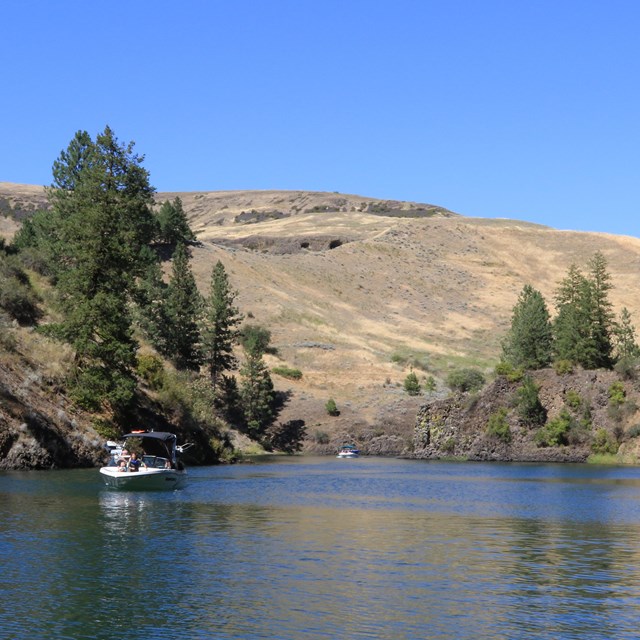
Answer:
272;366;303;380
446;368;486;393
591;428;619;455
501;284;552;369
515;376;547;426
403;371;421;395
486;408;511;443
535;409;573;447
325;398;339;416
202;260;243;391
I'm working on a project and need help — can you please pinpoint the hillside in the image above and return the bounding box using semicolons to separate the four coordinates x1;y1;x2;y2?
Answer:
2;182;640;462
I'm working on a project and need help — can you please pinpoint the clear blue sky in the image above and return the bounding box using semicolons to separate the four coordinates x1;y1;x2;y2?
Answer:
3;0;640;236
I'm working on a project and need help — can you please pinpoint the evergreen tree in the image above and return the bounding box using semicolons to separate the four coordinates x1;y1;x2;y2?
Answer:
553;255;616;369
614;307;640;360
404;371;421;395
239;341;275;436
202;260;243;391
46;127;157;411
502;284;552;369
164;242;203;370
133;261;171;355
587;251;615;368
553;265;596;367
156;197;196;246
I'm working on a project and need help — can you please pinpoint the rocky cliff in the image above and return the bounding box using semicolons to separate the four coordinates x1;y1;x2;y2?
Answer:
412;368;640;463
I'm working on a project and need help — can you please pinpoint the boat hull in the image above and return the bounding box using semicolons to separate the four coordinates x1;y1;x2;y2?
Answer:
99;466;187;490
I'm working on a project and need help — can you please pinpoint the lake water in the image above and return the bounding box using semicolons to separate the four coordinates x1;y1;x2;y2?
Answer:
3;457;640;639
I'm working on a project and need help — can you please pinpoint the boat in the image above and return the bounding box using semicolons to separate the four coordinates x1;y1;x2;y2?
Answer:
337;444;360;458
99;431;190;490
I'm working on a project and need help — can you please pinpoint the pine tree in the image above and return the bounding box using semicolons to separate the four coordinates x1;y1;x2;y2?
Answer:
239;341;275;436
156;197;196;246
502;284;552;369
587;251;615;368
164;242;203;370
614;307;640;361
202;260;243;391
553;255;616;369
553;265;596;367
404;371;421;395
46;127;157;411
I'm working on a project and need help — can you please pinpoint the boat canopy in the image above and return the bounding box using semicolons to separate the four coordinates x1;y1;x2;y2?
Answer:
122;431;177;442
122;432;178;459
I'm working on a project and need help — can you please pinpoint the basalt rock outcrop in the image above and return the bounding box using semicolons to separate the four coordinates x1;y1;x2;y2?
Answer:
412;368;640;463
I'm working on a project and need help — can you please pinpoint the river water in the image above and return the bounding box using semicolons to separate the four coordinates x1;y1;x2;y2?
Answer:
3;457;640;639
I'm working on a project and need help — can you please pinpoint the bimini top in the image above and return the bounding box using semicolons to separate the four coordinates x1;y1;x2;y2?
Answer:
122;431;177;442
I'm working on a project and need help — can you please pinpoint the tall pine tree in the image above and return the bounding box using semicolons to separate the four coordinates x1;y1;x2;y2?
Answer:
156;197;196;247
239;340;275;437
202;260;243;391
47;127;157;411
164;242;203;370
501;284;552;369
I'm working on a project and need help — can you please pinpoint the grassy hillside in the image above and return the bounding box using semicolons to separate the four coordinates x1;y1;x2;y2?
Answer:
2;182;640;456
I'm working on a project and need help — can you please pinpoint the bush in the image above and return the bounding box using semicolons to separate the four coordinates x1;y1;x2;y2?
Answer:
516;376;547;426
313;430;330;444
425;376;437;392
136;354;166;390
240;324;273;355
487;408;511;443
446;368;486;393
403;371;421;395
535;409;574;447
591;428;619;455
272;366;303;380
627;424;640;439
609;382;626;407
565;390;582;410
0;277;42;325
553;360;574;375
494;361;524;382
325;398;340;416
614;356;639;381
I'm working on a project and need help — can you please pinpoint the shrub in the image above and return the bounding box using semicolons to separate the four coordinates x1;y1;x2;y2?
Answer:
404;371;421;396
313;430;330;444
609;382;626;407
0;277;42;325
136;354;166;390
614;356;638;381
239;324;273;355
535;409;574;447
425;376;437;392
325;398;340;416
486;408;511;443
591;428;619;455
516;376;547;426
272;366;303;380
446;368;486;393
495;361;524;382
627;424;640;439
553;359;574;375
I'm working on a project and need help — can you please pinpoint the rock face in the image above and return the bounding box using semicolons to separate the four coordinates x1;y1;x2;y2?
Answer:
412;368;639;463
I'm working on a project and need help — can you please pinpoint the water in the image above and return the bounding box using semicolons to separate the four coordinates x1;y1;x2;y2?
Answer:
3;457;640;639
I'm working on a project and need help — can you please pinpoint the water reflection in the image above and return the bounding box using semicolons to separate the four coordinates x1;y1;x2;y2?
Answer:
3;461;640;639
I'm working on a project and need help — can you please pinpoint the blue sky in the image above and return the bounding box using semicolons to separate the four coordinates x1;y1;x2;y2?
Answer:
2;0;640;236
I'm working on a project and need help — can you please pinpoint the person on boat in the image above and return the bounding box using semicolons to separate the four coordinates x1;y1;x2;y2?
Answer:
127;452;146;472
117;459;127;472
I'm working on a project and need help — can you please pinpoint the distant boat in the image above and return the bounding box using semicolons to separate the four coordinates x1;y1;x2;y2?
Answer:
99;431;191;490
337;444;359;459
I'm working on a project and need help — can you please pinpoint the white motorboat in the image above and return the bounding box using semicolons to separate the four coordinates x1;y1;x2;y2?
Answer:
100;431;190;490
337;444;359;458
